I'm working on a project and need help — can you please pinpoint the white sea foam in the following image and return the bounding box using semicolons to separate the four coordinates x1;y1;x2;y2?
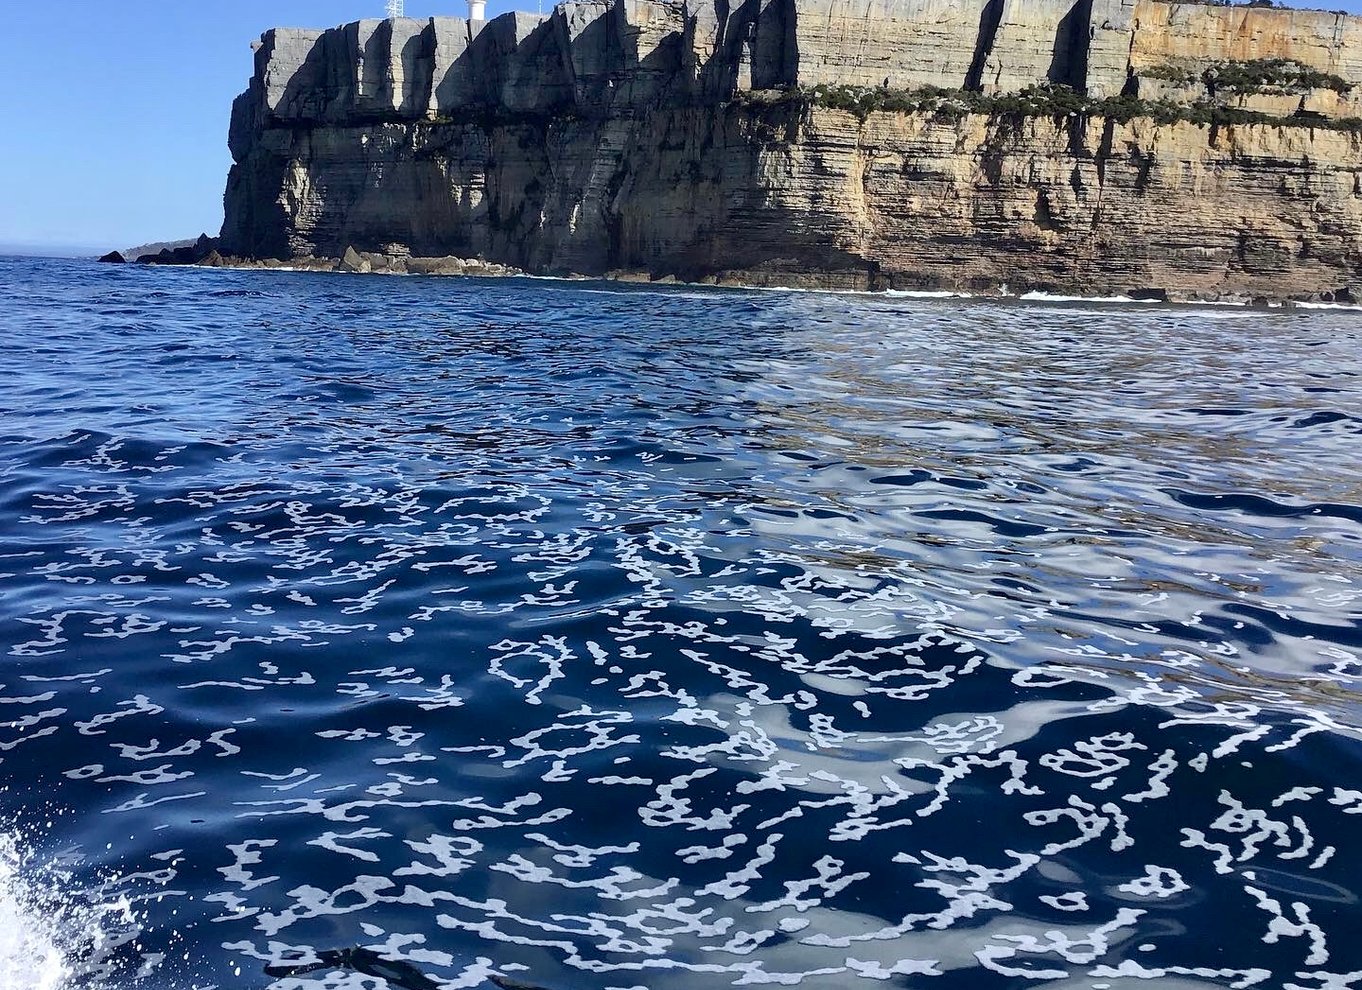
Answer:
1018;290;1160;304
883;289;973;299
1296;300;1362;311
0;833;71;990
0;832;142;990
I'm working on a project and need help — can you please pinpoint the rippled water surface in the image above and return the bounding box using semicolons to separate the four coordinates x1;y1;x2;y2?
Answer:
3;255;1362;989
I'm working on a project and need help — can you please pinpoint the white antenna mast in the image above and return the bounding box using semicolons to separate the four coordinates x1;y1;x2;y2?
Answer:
385;0;404;16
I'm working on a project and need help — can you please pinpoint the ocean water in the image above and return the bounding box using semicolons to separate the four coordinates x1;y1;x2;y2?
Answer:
2;255;1362;990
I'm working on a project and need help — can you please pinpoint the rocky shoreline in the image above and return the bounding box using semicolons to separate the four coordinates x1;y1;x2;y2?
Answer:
100;238;1360;309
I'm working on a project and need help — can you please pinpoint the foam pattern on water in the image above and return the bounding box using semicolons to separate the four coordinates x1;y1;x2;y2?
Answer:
2;258;1362;989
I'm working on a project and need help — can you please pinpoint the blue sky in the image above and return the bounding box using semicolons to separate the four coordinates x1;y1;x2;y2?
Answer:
1;0;1360;255
0;1;519;255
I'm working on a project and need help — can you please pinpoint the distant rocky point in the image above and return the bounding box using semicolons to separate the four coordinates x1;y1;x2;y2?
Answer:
121;237;205;263
179;0;1362;299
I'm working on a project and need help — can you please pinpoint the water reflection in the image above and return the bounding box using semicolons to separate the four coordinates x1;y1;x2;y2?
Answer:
0;259;1360;987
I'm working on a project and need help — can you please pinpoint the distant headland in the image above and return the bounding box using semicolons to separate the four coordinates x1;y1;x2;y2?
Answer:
158;0;1362;302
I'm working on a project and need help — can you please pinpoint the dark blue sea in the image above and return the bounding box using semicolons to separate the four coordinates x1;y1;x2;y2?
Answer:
3;254;1362;990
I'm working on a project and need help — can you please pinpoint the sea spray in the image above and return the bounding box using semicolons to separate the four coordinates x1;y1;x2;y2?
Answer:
0;833;72;990
0;831;143;990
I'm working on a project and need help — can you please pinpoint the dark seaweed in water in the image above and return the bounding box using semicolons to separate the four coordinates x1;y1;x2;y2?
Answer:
1;256;1362;989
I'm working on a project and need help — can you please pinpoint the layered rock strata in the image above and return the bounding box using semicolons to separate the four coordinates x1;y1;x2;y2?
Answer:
222;0;1362;298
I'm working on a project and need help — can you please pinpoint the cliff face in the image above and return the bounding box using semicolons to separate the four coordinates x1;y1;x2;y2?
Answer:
222;0;1362;298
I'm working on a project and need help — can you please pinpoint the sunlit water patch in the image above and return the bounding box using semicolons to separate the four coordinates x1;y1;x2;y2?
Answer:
2;256;1362;988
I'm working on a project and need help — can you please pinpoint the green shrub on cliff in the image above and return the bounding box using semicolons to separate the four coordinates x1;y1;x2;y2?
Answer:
1142;64;1199;86
1145;58;1353;95
1208;58;1352;95
795;80;1362;131
801;83;939;118
1152;0;1286;8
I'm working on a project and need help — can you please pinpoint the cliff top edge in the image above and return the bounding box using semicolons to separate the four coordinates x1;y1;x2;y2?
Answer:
256;0;1359;38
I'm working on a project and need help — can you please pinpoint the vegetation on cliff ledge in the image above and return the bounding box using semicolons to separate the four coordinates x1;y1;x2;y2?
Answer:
757;81;1362;131
1144;58;1353;96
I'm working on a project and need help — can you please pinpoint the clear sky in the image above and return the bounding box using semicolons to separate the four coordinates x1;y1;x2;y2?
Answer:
1;0;1360;255
0;1;520;256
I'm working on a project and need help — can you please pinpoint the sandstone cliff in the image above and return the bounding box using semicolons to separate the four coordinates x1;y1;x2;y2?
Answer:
221;0;1362;299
